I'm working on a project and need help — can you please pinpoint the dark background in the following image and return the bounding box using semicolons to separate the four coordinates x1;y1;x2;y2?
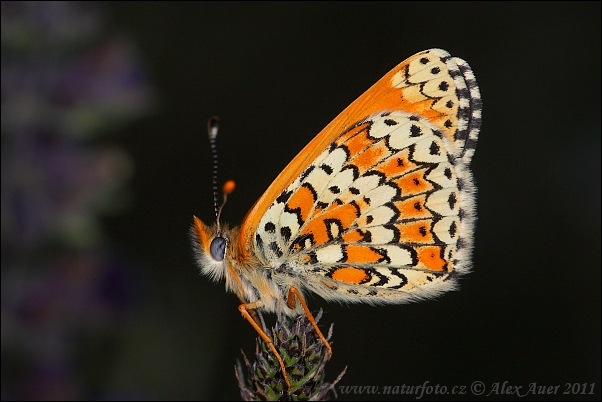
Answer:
2;2;600;400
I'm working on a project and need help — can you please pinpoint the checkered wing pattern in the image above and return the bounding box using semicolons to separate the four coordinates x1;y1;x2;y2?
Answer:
250;49;481;304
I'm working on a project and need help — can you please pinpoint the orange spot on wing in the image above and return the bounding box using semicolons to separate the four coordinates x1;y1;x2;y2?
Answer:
352;198;370;214
342;230;364;243
393;169;433;197
416;246;446;271
299;203;358;246
373;149;415;177
344;245;383;263
298;222;328;246
287;185;316;223
350;141;388;172
397;96;442;120
394;194;431;220
331;267;369;284
336;123;371;153
433;115;458;141
397;220;434;243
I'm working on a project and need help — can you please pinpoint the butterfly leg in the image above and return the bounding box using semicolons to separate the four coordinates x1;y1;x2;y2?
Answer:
236;294;262;326
238;301;292;389
286;286;333;359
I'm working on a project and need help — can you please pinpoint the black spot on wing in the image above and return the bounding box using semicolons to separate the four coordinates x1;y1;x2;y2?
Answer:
269;242;283;258
277;190;292;204
448;191;457;210
444;167;452;180
429;140;441;155
449;220;457;238
255;234;264;259
281;226;292;242
320;164;333;175
299;165;315;182
264;222;276;233
316;201;329;211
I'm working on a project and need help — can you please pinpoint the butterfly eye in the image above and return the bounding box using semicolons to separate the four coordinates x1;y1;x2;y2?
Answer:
210;236;228;261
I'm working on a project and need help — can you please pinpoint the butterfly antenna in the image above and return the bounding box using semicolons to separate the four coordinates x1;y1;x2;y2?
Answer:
208;116;221;228
207;116;235;235
217;180;236;233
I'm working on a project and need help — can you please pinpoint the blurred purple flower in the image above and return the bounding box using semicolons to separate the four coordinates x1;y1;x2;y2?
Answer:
1;2;156;399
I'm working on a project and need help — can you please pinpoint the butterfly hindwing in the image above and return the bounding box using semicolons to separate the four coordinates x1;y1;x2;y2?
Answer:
245;49;481;304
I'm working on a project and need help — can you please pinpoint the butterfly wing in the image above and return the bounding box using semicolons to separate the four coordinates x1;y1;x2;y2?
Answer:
238;48;481;303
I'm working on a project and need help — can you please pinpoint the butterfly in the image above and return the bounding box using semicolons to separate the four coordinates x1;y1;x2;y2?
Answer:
191;48;481;388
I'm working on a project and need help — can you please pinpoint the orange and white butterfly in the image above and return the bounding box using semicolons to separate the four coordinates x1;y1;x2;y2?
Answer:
192;48;481;384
